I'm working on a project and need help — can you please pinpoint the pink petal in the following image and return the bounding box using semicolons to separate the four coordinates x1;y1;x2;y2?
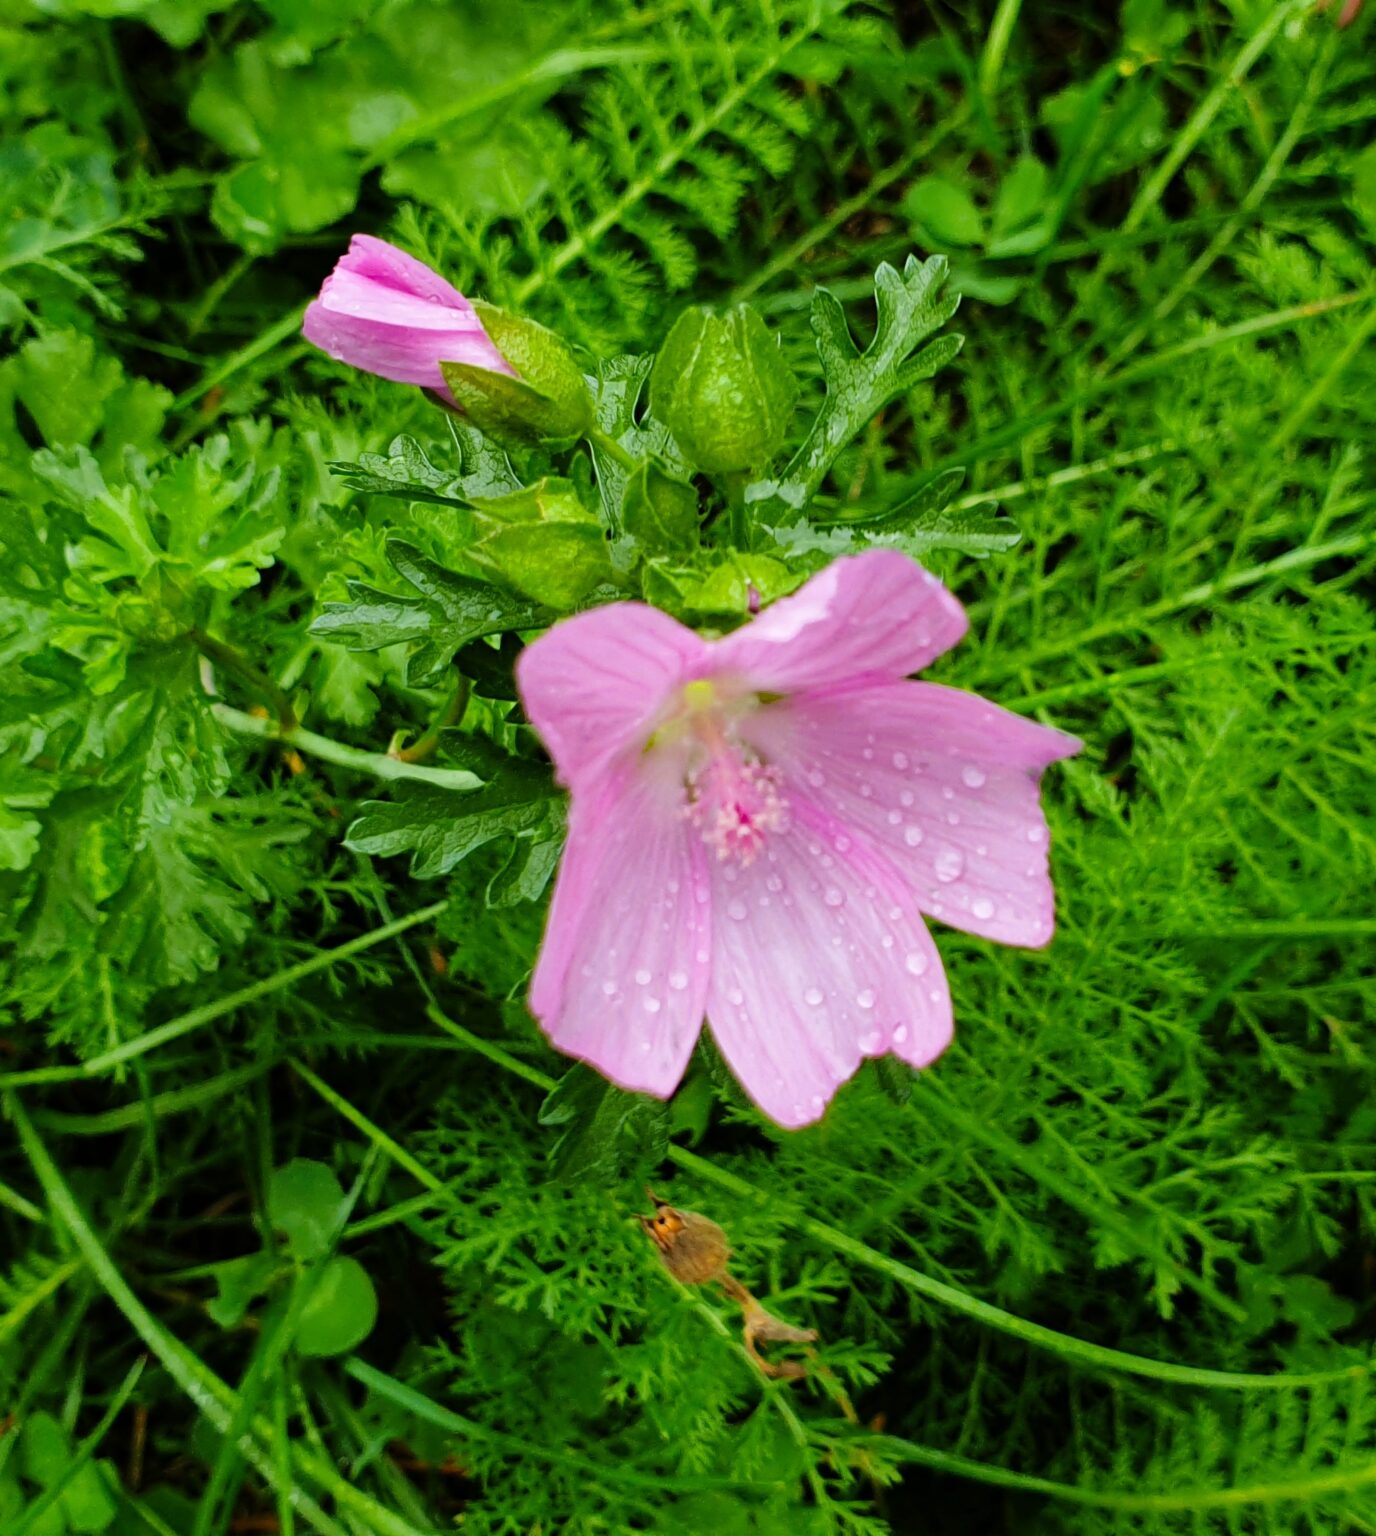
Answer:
302;303;508;391
530;766;711;1098
336;234;470;305
517;603;710;794
705;796;951;1128
744;681;1080;948
710;550;967;693
302;234;513;391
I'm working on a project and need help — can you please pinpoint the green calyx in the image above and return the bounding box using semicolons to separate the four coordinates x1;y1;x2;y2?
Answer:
440;302;594;445
648;303;797;475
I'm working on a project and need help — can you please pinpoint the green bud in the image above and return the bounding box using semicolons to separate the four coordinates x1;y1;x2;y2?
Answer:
440;303;593;445
648;304;797;474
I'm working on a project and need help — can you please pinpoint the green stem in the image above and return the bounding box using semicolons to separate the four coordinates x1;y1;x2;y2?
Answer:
212;703;481;793
977;0;1023;100
587;424;638;472
193;629;296;729
393;675;470;764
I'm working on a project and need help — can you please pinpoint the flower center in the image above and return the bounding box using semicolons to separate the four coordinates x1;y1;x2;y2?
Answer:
671;686;789;866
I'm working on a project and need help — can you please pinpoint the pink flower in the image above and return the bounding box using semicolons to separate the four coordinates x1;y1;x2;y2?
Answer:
302;235;514;402
517;551;1080;1129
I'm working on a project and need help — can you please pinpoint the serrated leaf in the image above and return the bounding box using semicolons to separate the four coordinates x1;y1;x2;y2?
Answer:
771;469;1019;561
538;1063;669;1184
344;745;559;880
749;254;962;528
333;428;520;507
311;539;545;685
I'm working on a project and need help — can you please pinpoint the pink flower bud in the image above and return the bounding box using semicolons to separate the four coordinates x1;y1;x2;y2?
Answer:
302;234;515;403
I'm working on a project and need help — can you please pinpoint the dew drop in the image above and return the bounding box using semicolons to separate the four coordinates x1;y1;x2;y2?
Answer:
971;896;995;920
601;980;618;997
892;751;909;769
881;934;894;949
668;970;689;991
859;783;873;798
893;1024;909;1044
860;1029;882;1053
834;833;851;853
810;1095;825;1111
634;968;652;986
766;874;783;893
904;825;924;847
823;886;845;908
696;947;711;964
946;811;960;825
934;848;964;883
643;996;661;1014
1027;824;1046;844
804;986;824;1006
727;986;744;1006
905;951;928;976
941;785;955;800
727;899;748;921
962;765;987;789
887;809;903;826
899;790;914;807
807;768;826;788
856;989;876;1010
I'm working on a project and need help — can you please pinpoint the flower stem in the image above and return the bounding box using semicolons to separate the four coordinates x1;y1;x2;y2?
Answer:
392;675;470;764
586;424;637;472
191;628;297;729
211;704;481;794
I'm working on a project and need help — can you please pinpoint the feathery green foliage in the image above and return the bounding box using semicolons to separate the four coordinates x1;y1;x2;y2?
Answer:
1;1;1375;1532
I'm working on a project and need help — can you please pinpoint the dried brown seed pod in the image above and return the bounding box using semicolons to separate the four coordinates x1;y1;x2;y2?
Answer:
638;1186;731;1287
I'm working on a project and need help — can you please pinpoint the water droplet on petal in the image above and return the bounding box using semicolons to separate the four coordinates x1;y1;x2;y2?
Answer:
823;887;844;908
804;986;824;1006
856;989;876;1010
971;896;995;920
934;848;964;883
834;834;851;853
893;1024;909;1044
1027;824;1046;844
634;968;652;986
860;1029;882;1052
904;825;924;847
900;790;914;807
601;980;618;997
727;986;744;1006
881;934;894;949
892;751;909;769
941;785;955;800
669;970;689;991
727;899;748;921
962;765;987;789
887;809;903;826
643;996;661;1014
810;1095;825;1111
905;951;928;976
807;769;826;787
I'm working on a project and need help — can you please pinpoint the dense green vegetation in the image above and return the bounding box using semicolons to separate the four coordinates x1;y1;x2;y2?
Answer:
2;0;1375;1531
